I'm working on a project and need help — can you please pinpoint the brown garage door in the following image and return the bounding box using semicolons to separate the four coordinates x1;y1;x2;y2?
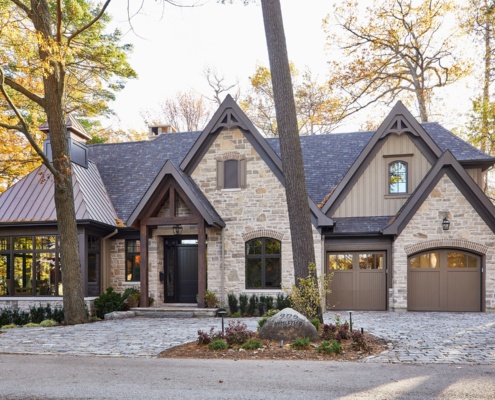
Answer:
408;250;481;311
326;252;386;310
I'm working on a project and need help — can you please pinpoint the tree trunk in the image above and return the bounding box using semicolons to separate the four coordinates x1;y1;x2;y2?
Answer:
260;0;316;282
32;0;87;324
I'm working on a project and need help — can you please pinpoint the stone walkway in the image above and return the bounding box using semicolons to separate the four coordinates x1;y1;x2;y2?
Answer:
0;311;494;364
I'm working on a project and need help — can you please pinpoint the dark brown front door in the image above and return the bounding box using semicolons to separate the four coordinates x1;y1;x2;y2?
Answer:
326;252;387;310
164;238;198;303
408;250;481;311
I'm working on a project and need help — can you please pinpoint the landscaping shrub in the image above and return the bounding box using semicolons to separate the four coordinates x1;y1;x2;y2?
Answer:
241;338;264;350
122;287;140;309
230;312;241;318
239;293;248;316
227;293;239;314
247;294;258;316
317;340;342;355
197;327;223;345
257;308;280;331
336;322;351;341
258;295;267;316
0;305;64;326
351;330;370;351
224;320;255;345
94;287;125;319
310;318;320;332
204;290;219;308
290;337;311;350
40;319;59;327
321;323;337;341
208;338;228;351
276;293;291;310
24;322;41;328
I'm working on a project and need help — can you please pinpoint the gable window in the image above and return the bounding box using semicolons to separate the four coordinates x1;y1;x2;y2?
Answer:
224;159;239;189
389;161;408;194
245;238;281;289
125;240;140;282
216;157;246;189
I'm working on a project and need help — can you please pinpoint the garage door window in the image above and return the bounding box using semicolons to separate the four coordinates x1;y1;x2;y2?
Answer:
359;254;384;270
328;254;352;270
409;252;439;269
447;252;478;268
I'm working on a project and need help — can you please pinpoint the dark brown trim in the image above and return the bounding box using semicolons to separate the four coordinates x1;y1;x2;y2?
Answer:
139;224;149;307
197;219;206;308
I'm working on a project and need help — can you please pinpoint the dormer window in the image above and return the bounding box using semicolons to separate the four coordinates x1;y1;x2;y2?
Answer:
389;161;408;194
216;155;246;189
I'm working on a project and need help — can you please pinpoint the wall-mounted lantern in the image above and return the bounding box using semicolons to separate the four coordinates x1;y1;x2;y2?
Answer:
173;224;183;236
442;217;450;231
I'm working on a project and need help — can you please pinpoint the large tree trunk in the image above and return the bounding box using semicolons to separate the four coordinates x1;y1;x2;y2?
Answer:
32;0;87;325
260;0;316;282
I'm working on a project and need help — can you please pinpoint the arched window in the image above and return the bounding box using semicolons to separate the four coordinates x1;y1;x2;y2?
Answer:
389;161;408;194
245;238;281;289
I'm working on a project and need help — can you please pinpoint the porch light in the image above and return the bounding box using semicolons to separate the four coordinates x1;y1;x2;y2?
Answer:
442;217;450;231
173;224;183;236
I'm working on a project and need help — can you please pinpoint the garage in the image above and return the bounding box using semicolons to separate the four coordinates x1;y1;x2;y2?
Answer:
408;250;481;311
326;252;387;310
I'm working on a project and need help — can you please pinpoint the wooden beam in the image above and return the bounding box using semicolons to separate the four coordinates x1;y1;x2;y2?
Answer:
197;219;206;308
169;187;176;217
143;216;202;227
139;225;149;307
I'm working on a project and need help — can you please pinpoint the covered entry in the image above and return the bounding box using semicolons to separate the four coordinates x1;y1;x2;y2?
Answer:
408;250;481;311
326;252;386;310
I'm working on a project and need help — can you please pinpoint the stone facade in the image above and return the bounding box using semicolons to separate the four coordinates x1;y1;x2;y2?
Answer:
391;174;495;311
192;128;322;305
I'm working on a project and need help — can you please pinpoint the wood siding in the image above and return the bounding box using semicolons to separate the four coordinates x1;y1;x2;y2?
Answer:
333;134;431;217
466;168;484;188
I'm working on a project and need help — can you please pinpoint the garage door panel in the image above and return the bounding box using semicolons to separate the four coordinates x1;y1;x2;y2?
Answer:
409;271;440;311
358;272;386;310
447;271;480;311
327;272;353;310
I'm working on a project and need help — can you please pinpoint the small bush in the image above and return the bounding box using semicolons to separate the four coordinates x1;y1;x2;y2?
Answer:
227;293;239;314
208;338;228;351
230;312;241;318
257;309;280;332
317;340;342;355
204;290;219;308
94;287;125;319
351;331;370;351
258;295;267;316
291;337;311;350
276;293;291;310
310;318;320;332
24;322;41;328
1;324;18;329
321;323;337;341
241;338;264;350
336;322;351;341
40;319;58;327
122;287;140;309
239;293;248;316
247;294;258;316
224;320;256;345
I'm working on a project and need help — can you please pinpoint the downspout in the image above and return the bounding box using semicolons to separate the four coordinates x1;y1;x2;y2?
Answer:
102;229;118;293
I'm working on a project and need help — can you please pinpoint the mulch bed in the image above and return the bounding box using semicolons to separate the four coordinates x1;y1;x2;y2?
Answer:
158;333;388;361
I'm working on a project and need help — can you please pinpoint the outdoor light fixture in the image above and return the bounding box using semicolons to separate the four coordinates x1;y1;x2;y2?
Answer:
172;224;183;236
442;217;450;231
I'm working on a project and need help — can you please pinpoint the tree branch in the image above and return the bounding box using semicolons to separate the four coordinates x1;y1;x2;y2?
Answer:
0;66;57;176
67;0;112;46
4;77;45;108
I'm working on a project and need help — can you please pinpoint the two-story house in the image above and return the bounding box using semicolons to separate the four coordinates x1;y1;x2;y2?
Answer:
1;96;494;312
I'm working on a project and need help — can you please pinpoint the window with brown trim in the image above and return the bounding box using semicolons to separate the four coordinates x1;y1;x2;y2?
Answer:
246;238;281;289
125;240;140;282
389;160;408;194
216;158;247;189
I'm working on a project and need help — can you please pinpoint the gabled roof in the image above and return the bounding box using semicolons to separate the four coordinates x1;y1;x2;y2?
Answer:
318;101;494;215
0;162;117;226
180;95;284;183
127;160;225;228
382;150;495;235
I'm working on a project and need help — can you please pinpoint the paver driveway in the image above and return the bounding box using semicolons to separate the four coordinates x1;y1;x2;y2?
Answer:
0;311;493;364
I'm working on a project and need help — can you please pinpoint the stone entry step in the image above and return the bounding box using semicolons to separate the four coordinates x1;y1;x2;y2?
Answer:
130;304;219;318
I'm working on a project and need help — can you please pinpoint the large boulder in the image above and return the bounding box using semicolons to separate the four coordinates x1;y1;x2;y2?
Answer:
259;308;319;342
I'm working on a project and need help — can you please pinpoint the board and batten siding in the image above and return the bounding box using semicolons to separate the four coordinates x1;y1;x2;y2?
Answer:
333;134;431;218
465;168;484;189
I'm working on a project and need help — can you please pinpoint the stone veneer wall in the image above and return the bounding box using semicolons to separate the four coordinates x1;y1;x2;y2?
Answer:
391;174;495;311
191;128;322;304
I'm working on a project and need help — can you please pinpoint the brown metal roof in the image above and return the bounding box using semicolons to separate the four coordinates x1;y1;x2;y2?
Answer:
0;162;117;226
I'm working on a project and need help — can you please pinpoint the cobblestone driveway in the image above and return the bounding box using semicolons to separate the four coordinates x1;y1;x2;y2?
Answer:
0;311;494;364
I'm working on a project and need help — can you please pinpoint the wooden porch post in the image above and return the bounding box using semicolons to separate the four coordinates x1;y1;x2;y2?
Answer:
197;219;206;308
139;224;149;307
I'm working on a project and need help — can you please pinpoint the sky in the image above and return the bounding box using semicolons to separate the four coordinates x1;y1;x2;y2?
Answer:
104;0;476;135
